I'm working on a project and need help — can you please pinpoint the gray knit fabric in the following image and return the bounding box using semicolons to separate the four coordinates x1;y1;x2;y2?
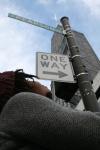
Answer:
0;92;100;149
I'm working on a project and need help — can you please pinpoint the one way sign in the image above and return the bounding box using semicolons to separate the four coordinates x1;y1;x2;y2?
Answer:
36;52;75;82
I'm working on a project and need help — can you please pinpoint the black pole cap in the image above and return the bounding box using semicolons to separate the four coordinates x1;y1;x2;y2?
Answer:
60;16;69;23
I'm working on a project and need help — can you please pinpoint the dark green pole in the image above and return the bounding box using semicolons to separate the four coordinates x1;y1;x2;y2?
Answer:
60;17;100;112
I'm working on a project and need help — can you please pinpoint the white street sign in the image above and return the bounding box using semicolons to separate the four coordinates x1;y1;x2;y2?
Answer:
36;52;75;82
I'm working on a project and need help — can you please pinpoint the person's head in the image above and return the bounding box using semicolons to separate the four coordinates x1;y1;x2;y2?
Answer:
27;81;52;98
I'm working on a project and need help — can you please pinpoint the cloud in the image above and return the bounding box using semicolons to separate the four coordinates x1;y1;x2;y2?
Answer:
52;13;60;25
56;0;66;4
37;0;51;5
0;5;32;71
0;2;47;73
0;1;51;88
82;0;100;17
55;0;100;19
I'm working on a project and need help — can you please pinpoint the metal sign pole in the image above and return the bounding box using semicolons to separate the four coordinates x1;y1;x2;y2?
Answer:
60;17;100;112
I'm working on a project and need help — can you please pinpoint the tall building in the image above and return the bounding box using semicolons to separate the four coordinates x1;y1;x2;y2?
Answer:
51;26;100;108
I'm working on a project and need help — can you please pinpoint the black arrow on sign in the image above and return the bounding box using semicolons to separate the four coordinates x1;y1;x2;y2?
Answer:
43;71;68;78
